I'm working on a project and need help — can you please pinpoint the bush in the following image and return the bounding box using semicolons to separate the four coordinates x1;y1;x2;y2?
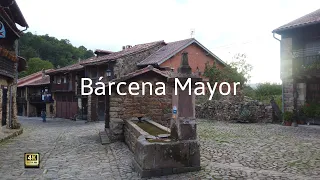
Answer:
255;83;282;97
302;103;320;118
239;108;253;122
283;111;293;122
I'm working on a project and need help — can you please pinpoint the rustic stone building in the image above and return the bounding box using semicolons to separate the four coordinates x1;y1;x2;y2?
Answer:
0;0;28;129
17;69;54;117
137;38;226;78
273;8;320;113
80;41;166;122
106;65;173;128
47;38;227;124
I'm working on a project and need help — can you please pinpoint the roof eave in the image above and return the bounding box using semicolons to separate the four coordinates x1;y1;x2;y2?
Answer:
272;21;320;35
151;39;227;67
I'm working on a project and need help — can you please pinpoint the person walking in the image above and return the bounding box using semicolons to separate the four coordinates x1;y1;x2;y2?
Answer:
41;109;46;122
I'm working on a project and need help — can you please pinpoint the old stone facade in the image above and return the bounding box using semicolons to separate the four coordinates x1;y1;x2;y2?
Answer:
196;93;273;123
273;10;320;114
109;74;172;127
280;37;295;112
113;44;164;80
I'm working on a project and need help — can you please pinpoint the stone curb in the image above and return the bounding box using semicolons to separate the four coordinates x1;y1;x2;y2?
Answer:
0;128;23;144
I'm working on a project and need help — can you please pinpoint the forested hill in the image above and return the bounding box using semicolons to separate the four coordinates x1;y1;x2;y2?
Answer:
18;32;95;77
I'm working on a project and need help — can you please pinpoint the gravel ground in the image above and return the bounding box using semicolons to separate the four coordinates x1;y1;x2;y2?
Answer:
0;117;319;180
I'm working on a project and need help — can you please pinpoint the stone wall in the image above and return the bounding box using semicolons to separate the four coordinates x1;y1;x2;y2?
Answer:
6;84;20;129
113;44;164;78
0;88;2;125
109;74;172;127
280;37;295;112
196;93;273;123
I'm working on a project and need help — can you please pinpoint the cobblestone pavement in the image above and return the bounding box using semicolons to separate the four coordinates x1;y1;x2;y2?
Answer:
0;117;319;180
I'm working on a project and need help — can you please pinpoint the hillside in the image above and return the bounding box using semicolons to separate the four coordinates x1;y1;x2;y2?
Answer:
18;32;94;77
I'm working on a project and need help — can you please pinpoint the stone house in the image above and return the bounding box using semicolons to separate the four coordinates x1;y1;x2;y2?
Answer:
272;8;320;112
137;38;226;78
79;41;165;122
0;0;28;129
17;69;54;117
106;65;173;129
47;38;226;123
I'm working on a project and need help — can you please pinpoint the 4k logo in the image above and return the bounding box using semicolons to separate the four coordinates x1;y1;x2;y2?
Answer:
24;153;40;168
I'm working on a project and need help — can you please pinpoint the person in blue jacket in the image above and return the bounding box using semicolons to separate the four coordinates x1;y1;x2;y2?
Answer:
41;109;46;122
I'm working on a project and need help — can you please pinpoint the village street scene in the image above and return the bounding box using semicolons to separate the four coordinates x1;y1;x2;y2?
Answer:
0;0;320;179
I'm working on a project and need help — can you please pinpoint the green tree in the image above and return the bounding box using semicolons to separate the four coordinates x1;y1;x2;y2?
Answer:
18;32;94;69
19;57;54;78
203;53;253;88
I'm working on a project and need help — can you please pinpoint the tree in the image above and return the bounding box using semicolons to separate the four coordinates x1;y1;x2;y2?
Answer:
18;32;94;69
203;53;253;88
19;58;54;78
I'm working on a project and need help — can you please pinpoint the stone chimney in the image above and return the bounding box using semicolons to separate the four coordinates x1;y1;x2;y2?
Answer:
122;45;132;50
178;52;192;74
42;69;45;79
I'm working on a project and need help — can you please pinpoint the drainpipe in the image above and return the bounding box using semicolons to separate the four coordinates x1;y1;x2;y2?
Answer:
273;33;285;114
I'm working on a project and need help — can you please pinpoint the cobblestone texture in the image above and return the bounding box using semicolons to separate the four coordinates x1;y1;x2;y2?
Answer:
0;117;319;179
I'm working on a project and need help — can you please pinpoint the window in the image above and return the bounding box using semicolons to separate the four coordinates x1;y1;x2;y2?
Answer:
57;76;61;84
91;68;97;78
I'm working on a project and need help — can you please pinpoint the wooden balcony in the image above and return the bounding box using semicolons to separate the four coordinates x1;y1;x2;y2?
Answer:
293;47;320;79
28;94;54;103
51;83;74;92
28;95;43;103
17;97;27;104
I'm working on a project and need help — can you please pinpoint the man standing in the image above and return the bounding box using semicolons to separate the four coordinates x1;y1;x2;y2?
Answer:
41;109;46;122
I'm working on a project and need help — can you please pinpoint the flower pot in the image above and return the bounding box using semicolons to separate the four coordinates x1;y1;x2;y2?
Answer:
284;121;292;126
292;122;298;127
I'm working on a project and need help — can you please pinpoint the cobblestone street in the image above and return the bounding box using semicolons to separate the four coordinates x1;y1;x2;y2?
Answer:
0;117;319;180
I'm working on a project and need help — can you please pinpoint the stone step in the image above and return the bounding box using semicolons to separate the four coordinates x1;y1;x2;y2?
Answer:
99;131;111;145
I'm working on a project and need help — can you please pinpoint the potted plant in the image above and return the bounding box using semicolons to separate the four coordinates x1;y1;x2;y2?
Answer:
283;111;293;126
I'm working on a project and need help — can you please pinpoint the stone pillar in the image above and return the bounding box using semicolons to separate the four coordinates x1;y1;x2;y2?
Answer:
169;52;201;141
6;83;20;129
296;83;306;109
280;37;295;112
283;79;295;112
87;94;92;121
0;87;2;125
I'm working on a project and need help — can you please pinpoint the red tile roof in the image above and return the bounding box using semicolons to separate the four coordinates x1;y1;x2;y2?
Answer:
81;40;165;66
18;69;54;87
137;38;226;66
26;75;50;86
46;57;95;75
273;8;320;34
106;65;171;86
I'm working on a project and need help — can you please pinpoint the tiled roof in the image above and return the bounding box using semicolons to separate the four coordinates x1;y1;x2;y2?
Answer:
106;65;171;86
18;69;54;87
273;8;320;33
81;40;165;65
137;38;226;66
46;57;95;74
26;76;50;86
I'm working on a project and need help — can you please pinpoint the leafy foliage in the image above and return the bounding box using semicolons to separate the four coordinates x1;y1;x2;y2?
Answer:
18;32;94;77
239;108;253;122
301;103;320;118
255;83;282;97
203;53;253;88
19;58;54;78
283;111;293;122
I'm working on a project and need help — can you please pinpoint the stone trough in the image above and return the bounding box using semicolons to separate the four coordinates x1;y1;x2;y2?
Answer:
124;118;200;178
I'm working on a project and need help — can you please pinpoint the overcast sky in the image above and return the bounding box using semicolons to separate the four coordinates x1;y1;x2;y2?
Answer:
16;0;320;84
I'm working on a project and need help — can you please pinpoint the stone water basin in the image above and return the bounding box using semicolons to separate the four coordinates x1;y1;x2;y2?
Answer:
124;118;200;178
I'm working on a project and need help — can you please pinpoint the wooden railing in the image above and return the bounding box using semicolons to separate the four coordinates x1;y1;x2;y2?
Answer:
51;83;74;92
